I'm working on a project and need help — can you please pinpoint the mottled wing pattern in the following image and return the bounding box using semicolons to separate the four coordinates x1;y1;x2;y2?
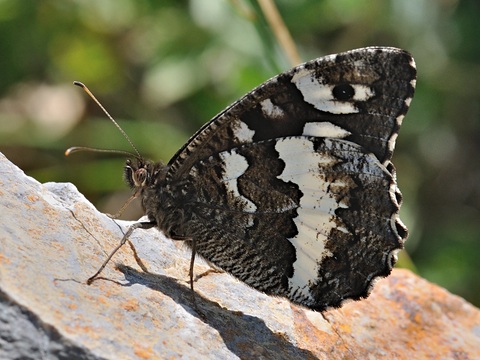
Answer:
167;47;416;180
178;137;403;310
156;47;416;310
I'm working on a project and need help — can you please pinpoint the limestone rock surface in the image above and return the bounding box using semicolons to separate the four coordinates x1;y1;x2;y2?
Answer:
1;152;479;360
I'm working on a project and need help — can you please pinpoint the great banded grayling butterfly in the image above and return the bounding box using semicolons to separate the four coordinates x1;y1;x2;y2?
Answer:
69;47;416;311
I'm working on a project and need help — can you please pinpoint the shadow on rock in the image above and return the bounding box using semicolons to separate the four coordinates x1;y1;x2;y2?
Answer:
116;264;317;360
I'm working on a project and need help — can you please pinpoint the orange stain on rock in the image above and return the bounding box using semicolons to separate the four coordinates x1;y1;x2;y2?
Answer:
27;194;39;202
0;253;11;265
133;344;153;359
122;299;139;311
97;296;108;305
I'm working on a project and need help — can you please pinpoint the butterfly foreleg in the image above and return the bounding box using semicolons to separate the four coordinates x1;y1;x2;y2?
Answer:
86;220;156;284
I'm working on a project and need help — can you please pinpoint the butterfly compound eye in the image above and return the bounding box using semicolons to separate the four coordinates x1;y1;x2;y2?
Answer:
332;83;355;100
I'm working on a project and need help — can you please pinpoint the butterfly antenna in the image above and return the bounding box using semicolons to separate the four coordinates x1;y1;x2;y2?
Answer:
73;81;142;158
65;146;137;157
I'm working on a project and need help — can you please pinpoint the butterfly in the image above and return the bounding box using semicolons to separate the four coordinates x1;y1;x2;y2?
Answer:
72;47;416;311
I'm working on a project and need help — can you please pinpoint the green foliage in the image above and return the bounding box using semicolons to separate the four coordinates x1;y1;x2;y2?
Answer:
1;0;479;307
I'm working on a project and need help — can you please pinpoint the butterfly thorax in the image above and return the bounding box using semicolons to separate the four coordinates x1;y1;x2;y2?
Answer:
124;158;192;239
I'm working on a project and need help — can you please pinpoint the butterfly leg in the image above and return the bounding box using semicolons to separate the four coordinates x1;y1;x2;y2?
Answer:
105;193;138;219
185;237;200;310
87;221;156;285
171;235;201;313
188;237;196;291
186;238;207;318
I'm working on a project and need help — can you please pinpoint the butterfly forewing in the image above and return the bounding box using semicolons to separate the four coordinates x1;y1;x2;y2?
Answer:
140;47;415;310
166;47;416;182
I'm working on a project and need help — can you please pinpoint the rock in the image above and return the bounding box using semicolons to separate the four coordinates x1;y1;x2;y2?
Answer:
1;151;479;360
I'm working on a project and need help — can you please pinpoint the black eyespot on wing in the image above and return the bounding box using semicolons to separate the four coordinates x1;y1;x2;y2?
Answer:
332;83;355;100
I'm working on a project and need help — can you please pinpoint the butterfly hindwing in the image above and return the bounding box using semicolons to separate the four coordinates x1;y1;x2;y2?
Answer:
145;135;405;310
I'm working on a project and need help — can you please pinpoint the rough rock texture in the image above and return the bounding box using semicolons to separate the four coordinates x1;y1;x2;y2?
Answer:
1;151;479;360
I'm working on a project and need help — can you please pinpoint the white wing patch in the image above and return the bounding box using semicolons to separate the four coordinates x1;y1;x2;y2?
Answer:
291;68;375;114
260;98;285;118
302;122;352;138
219;151;257;213
232;120;255;143
275;137;349;301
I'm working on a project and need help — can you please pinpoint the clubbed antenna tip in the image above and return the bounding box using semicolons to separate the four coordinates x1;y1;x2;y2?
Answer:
71;81;142;158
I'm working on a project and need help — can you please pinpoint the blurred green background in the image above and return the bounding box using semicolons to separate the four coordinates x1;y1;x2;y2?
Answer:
0;0;479;307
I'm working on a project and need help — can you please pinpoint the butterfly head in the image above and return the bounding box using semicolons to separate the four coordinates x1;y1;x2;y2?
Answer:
125;158;156;189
